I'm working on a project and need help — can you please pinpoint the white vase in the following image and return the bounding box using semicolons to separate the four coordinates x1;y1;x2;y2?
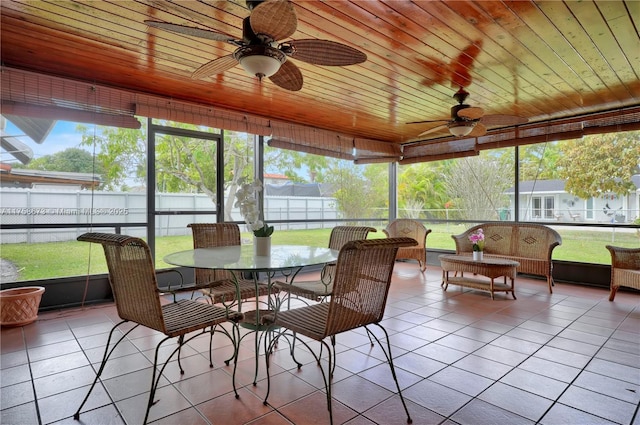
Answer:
473;251;483;261
254;236;271;256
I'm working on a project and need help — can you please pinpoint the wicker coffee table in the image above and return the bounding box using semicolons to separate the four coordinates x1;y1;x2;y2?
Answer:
439;254;520;300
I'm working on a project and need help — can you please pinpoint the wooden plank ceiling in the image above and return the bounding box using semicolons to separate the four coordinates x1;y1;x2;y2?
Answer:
1;0;639;163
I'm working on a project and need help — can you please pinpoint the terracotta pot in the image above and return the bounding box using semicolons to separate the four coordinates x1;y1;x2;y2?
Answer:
0;286;45;327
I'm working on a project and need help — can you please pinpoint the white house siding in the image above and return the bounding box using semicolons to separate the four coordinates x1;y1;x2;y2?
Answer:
506;179;639;224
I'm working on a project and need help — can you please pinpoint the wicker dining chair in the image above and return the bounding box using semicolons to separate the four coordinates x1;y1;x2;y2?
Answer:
273;225;377;304
74;233;242;425
188;223;272;306
263;237;418;425
383;219;432;272
606;245;640;301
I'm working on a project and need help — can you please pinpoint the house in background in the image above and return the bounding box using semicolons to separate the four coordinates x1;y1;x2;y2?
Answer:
506;177;640;223
263;173;289;186
263;173;335;197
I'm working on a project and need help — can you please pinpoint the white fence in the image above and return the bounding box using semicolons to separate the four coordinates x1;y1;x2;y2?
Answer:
0;188;339;244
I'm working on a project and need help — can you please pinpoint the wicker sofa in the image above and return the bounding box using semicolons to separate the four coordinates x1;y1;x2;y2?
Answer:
452;223;562;293
606;245;640;301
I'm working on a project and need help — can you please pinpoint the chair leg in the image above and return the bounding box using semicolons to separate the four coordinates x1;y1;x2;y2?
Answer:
208;326;215;367
282;331;303;368
263;332;334;422
205;321;239;368
320;339;334;424
263;331;280;405
74;320;137;421
144;327;235;424
370;324;413;424
228;322;242;399
364;327;375;346
176;335;185;374
144;335;174;424
609;285;618;301
329;335;337;377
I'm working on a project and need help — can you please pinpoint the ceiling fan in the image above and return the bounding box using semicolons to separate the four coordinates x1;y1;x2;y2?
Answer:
408;88;529;138
145;0;367;91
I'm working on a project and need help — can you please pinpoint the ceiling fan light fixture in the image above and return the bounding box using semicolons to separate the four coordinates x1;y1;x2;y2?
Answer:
448;121;476;137
235;45;286;79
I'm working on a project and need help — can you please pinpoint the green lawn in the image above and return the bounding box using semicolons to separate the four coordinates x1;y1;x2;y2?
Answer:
1;225;637;282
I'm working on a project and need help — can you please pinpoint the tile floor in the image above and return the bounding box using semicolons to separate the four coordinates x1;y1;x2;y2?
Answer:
1;263;639;425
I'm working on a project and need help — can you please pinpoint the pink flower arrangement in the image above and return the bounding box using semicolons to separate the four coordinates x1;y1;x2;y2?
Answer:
468;228;485;252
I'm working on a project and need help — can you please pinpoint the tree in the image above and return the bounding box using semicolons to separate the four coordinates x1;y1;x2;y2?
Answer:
557;132;640;198
398;162;451;219
325;161;388;220
154;132;217;196
15;147;106;176
265;146;389;219
518;143;562;181
78;123;146;190
264;146;330;183
222;134;254;220
444;155;512;221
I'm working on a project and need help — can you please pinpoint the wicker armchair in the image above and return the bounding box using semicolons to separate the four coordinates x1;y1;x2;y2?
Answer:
74;233;242;424
606;245;640;301
273;225;376;303
383;219;432;271
188;223;272;305
263;237;418;425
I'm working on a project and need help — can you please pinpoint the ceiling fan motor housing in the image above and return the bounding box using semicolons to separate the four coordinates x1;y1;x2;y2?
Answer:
450;88;476;122
235;15;286;79
242;16;268;45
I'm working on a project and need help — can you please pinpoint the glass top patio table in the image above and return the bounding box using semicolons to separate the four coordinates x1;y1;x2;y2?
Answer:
163;244;339;386
163;244;338;272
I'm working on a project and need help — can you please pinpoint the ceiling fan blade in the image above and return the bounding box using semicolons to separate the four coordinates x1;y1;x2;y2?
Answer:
450;41;482;89
417;124;449;137
288;39;367;66
269;60;303;91
468;122;487;137
457;106;484;120
480;114;529;126
250;0;297;41
191;55;238;79
145;21;239;44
